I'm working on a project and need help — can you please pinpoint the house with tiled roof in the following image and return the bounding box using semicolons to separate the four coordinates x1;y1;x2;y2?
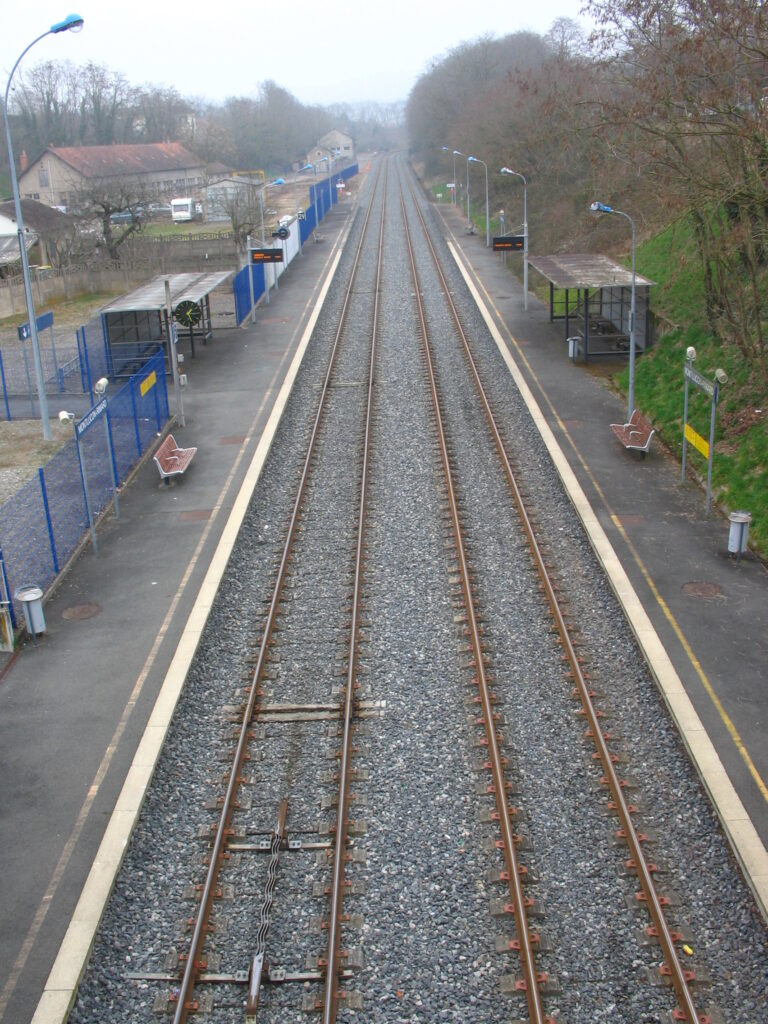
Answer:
17;143;229;210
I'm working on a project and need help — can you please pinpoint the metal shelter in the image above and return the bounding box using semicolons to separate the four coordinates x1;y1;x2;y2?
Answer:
98;271;232;376
527;253;655;362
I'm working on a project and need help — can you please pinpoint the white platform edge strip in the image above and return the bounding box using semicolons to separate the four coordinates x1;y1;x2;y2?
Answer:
31;239;348;1024
447;239;768;926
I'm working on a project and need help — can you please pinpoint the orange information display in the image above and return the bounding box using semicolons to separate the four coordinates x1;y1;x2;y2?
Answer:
250;248;284;264
493;236;524;252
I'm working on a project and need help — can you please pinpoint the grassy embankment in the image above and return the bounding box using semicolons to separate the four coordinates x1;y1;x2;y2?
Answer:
431;182;767;558
619;217;767;557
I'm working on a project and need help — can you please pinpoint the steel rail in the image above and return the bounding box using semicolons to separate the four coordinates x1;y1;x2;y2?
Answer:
397;172;550;1024
321;160;388;1024
403;164;702;1024
171;161;385;1024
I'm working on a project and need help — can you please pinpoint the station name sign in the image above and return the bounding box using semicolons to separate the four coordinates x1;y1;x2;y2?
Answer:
684;363;716;399
493;236;524;252
250;248;284;264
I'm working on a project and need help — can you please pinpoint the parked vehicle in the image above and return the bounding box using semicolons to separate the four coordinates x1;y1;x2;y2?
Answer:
171;197;199;223
110;207;144;225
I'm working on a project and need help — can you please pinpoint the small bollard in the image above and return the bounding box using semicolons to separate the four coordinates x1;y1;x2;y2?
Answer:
14;585;46;641
727;511;752;561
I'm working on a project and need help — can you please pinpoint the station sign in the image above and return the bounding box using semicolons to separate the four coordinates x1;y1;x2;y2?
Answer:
684;363;716;399
493;235;524;252
18;310;54;341
250;248;284;264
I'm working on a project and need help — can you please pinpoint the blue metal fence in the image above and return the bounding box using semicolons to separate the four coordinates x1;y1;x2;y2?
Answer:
233;164;358;325
0;351;169;626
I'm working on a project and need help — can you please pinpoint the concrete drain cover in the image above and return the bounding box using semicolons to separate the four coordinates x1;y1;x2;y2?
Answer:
682;580;724;599
61;602;101;621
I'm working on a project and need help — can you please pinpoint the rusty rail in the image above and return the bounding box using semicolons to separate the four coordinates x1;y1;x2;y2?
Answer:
398;174;551;1024
170;161;384;1024
403;164;702;1024
321;158;388;1024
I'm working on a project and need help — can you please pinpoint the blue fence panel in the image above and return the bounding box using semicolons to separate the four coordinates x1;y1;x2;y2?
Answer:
233;263;266;326
41;442;89;579
81;316;109;394
0;473;60;622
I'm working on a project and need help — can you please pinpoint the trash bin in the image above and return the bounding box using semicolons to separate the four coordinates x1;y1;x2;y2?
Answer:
567;337;581;360
14;585;46;636
728;511;752;556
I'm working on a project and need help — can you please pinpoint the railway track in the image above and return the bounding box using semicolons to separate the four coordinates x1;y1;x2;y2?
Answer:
66;155;749;1024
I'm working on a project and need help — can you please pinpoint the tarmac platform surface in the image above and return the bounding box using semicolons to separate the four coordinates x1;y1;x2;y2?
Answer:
0;178;766;1024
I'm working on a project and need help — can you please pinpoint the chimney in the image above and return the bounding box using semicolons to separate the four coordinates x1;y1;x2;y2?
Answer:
20;150;28;171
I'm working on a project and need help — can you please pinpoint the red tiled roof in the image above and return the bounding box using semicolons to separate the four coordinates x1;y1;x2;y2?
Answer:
48;142;204;178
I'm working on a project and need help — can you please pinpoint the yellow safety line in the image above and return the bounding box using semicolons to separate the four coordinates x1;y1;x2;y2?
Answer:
441;212;768;808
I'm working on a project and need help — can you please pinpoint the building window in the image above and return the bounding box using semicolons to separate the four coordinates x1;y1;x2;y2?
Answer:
38;167;49;187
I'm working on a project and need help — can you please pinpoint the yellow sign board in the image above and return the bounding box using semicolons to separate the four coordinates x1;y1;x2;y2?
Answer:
140;370;157;397
684;422;709;458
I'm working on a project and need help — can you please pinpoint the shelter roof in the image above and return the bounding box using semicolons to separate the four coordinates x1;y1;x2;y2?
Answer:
0;232;36;266
100;272;233;314
528;253;655;290
45;142;204;179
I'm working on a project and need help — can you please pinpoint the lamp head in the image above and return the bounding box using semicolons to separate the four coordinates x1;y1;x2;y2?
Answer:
58;409;74;422
686;346;697;362
94;377;108;396
452;150;462;156
714;368;728;385
468;155;477;163
51;14;84;33
590;201;613;214
441;146;449;152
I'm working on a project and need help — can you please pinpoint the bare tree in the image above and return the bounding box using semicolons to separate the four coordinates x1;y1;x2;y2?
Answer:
72;178;152;260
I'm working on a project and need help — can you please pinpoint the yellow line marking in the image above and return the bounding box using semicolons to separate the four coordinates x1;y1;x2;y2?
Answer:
3;229;348;1024
441;222;768;921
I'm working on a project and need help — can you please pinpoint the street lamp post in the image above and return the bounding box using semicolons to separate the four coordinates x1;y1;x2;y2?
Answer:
441;146;457;204
2;14;84;441
468;156;489;247
590;201;637;419
500;167;528;310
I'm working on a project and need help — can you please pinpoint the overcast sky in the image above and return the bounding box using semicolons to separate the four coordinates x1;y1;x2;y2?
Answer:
1;1;590;108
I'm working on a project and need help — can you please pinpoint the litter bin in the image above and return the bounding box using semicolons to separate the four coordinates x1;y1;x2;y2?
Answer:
14;585;46;636
567;337;581;360
728;511;751;556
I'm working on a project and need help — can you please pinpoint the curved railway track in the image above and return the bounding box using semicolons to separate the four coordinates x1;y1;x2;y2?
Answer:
65;153;756;1024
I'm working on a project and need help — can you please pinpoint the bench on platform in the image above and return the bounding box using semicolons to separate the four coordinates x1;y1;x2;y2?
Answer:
154;433;197;483
610;409;655;457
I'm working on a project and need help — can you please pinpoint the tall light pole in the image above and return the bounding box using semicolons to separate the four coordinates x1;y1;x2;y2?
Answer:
500;167;528;310
441;145;457;204
2;14;84;441
590;201;637;419
468;156;489;247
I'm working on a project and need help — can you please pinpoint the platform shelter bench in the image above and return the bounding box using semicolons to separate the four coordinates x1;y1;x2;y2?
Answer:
610;409;655;457
154;434;197;483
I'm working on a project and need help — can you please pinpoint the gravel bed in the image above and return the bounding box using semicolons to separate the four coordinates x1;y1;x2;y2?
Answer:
69;156;768;1024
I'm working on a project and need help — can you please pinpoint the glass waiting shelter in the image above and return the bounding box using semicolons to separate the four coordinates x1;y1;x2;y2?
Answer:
527;253;655;362
98;271;232;378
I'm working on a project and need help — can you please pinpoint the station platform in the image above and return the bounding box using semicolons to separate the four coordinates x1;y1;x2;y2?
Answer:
0;178;765;1024
437;200;768;913
0;202;354;1024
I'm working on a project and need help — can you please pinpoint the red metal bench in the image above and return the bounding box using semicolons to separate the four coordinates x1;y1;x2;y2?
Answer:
154;433;197;483
610;409;655;457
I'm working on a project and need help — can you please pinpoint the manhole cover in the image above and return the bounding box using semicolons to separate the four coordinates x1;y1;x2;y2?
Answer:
61;602;101;621
682;580;724;599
